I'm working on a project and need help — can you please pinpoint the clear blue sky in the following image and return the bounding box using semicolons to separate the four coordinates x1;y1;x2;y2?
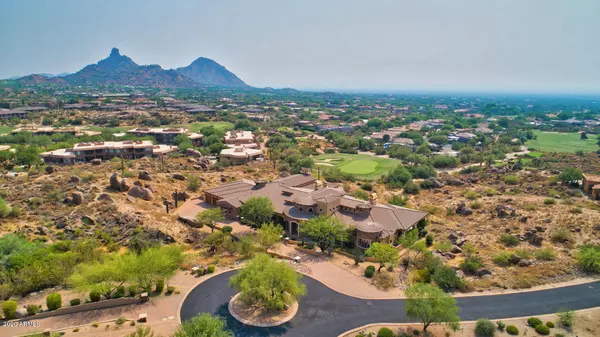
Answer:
1;0;599;93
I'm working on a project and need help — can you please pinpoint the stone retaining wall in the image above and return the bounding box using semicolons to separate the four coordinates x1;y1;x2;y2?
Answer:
18;297;141;321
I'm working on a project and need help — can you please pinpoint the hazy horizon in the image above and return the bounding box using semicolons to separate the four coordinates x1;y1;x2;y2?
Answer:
1;0;600;94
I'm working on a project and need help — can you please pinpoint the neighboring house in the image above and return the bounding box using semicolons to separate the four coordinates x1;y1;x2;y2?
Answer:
224;130;257;147
12;126;79;136
583;174;600;200
220;147;263;165
41;140;177;164
127;127;203;145
0;109;28;120
316;124;353;133
203;172;428;249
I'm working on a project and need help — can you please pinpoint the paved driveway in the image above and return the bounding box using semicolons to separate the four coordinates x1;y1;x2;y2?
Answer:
180;270;600;337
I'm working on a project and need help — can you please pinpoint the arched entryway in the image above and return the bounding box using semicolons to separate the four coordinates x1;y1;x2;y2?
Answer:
290;221;299;238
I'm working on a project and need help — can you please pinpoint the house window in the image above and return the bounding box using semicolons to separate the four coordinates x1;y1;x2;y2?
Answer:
308;208;313;213
298;206;303;212
320;209;323;212
357;237;372;249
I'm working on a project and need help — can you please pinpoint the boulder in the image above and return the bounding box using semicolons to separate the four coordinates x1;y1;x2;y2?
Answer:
91;158;102;165
37;226;50;236
279;171;291;178
70;175;81;184
476;269;492;277
426;178;444;188
451;245;463;254
133;180;143;186
138;171;153;181
456;203;473;216
185;148;203;158
528;233;544;246
128;186;153;201
97;193;113;202
442;252;456;259
45;165;55;174
71;191;84;205
509;254;521;264
172;174;186;181
518;259;533;267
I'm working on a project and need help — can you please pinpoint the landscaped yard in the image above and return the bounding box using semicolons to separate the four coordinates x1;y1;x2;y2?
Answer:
176;121;234;132
526;130;598;153
312;153;402;180
0;125;15;134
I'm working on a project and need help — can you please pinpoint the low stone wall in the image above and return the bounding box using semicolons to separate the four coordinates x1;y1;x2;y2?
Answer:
18;297;142;321
335;249;377;262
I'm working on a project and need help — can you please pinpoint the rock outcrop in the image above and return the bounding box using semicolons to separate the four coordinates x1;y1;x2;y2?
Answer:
128;186;153;201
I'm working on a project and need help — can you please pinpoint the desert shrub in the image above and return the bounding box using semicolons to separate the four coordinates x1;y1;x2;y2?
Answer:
207;264;216;273
535;248;556;261
527;317;542;327
578;245;600;273
128;286;137;297
360;182;373;191
403;181;420;195
115;316;127;325
354;189;370;200
496;321;505;331
474;319;495;337
534;324;550;335
46;292;62;311
470;201;483;209
484;188;497;196
557;309;575;328
434;241;452;253
523;203;537;211
373;272;395;290
113;286;125;299
545;321;554;328
432;265;462;291
2;300;17;319
492;251;513;266
166;286;175;294
555;334;565;337
89;290;101;302
551;228;570;243
187;175;200;191
419;179;434;189
543;198;556;205
70;298;81;306
155;279;165;293
222;226;233;234
504;175;520;185
571;206;583;214
365;265;376;278
460;255;484;274
425;235;433;246
464;190;479;200
27;304;40;315
505;325;519;335
377;327;394;337
499;234;519;247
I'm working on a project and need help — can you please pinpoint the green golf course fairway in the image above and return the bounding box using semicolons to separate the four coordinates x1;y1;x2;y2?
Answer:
526;130;598;153
313;153;401;180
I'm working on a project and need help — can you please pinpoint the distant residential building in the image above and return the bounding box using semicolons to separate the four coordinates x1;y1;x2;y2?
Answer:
220;147;263;165
41;140;178;165
224;130;256;147
128;127;202;145
582;174;600;200
316;124;353;133
12;126;79;136
0;109;28;120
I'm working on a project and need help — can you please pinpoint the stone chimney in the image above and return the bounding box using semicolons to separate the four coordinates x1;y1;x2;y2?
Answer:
369;192;377;205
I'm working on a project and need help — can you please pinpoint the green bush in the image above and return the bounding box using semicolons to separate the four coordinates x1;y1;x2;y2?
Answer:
425;235;433;246
534;324;550;335
167;286;175;294
496;320;505;331
578;245;600;273
557;309;574;328
361;182;373;191
493;251;514;266
505;325;519;335
535;248;556;261
432;265;462;291
545;321;554;328
89;290;101;302
555;334;565;337
222;226;233;234
464;190;479;200
70;298;81;306
551;228;571;244
155;279;165;293
460;255;484;274
544;198;556;205
46;292;62;311
27;304;40;316
128;285;137;297
474;319;495;337
499;234;519;247
377;327;394;337
115;316;127;325
365;265;376;278
2;300;17;319
113;286;125;298
504;175;520;185
207;264;216;273
527;317;542;327
403;181;421;195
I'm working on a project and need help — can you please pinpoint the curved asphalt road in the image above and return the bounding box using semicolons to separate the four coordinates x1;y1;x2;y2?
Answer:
180;270;600;337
